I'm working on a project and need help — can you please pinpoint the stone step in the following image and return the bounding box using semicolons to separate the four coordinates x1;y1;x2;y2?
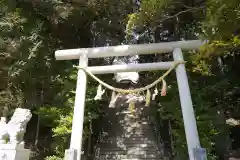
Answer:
98;139;157;145
97;149;161;155
100;133;156;139
96;145;160;150
98;137;157;144
100;133;155;138
95;154;161;159
98;140;157;145
103;126;152;130
103;122;151;127
95;157;161;160
97;137;157;142
96;157;169;160
95;145;160;152
97;139;159;144
101;128;154;132
96;150;161;154
101;129;153;133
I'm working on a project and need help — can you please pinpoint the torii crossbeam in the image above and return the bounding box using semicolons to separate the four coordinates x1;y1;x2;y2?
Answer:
55;40;207;160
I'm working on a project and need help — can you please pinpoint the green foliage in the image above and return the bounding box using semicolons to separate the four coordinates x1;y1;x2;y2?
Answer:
44;155;63;160
126;0;173;35
200;0;240;58
203;0;240;40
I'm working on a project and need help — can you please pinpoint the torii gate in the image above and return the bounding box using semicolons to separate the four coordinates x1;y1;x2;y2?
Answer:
55;40;207;160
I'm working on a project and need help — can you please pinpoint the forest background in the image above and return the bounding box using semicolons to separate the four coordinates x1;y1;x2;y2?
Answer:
1;0;240;159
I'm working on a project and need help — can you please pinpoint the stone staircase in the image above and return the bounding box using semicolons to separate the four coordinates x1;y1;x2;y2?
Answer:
94;96;164;160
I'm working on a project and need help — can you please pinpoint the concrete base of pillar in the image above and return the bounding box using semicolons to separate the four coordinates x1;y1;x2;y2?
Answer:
64;149;77;160
193;148;207;160
0;144;30;160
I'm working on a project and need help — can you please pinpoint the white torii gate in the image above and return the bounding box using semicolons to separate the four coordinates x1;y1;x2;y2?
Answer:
55;40;207;160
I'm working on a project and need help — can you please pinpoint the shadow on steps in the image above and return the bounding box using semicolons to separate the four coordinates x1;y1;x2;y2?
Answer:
93;95;169;160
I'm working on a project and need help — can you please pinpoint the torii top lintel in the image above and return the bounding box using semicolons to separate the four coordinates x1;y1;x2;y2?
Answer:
55;40;206;60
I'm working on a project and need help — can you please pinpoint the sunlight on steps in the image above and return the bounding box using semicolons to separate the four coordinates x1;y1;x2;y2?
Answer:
94;94;167;160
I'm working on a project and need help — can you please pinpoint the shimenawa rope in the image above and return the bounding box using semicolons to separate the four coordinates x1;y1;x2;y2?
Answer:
73;60;185;94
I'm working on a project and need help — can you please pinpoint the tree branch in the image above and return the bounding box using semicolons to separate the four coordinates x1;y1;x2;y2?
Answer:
160;6;205;23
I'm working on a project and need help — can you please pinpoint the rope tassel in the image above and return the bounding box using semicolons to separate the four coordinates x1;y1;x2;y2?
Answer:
161;79;167;96
145;89;151;106
129;101;135;113
152;87;159;100
94;84;105;100
108;91;118;108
